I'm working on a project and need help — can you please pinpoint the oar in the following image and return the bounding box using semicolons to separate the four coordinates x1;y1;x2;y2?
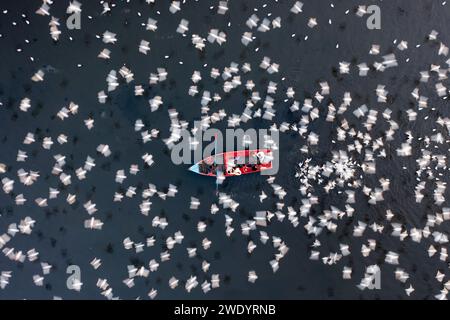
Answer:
214;133;219;195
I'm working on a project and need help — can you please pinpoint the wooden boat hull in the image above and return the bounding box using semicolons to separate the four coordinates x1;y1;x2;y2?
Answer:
188;149;273;177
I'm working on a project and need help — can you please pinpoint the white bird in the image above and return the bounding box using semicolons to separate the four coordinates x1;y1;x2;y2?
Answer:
169;277;179;289
176;19;189;35
217;1;229;15
36;2;51;16
207;29;227;45
257;18;271;32
90;258;102;270
66;1;82;14
31;70;45;82
169;1;181;13
142;153;154;166
246;14;259;29
84;218;103;230
41;262;52;275
259;191;267;203
405;285;415;296
101;2;111;15
49;17;61;41
33;275;44;286
19;98;31;112
146;18;158;31
290;1;304;14
190;197;200;210
139;40;150;54
102;31;117;44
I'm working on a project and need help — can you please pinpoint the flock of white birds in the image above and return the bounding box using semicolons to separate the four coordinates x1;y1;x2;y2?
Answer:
1;0;450;299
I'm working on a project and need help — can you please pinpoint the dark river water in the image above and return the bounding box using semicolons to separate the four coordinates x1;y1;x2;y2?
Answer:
0;0;450;299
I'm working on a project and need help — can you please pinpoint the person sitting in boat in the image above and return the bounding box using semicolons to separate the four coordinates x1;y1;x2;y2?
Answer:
230;167;241;175
246;164;259;172
226;164;241;176
199;161;209;174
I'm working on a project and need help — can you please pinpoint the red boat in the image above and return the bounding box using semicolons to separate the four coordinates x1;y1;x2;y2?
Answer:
189;149;273;177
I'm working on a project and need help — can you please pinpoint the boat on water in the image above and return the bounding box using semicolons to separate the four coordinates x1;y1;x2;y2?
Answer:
188;149;273;177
